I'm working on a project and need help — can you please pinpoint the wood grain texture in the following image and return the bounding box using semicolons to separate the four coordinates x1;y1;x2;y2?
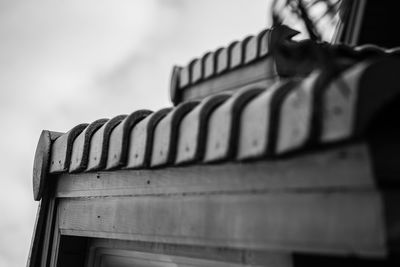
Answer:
126;108;172;169
151;101;199;167
49;124;88;173
176;93;231;165
56;143;375;199
106;110;152;170
69;119;108;173
58;190;386;256
86;115;127;172
204;87;264;163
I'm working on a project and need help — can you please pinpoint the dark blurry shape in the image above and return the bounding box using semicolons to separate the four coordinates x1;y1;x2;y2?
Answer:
272;0;354;43
357;1;400;47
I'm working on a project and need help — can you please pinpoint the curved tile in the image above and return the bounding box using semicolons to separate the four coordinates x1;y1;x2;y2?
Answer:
86;115;127;172
203;51;215;79
33;130;63;200
151;101;199;167
170;66;182;106
237;81;286;160
320;62;370;143
229;41;242;69
69;118;108;173
257;28;271;58
176;93;231;165
126;108;172;169
204;87;264;163
49;123;88;173
106;110;153;170
275;72;321;154
216;47;228;74
244;35;258;64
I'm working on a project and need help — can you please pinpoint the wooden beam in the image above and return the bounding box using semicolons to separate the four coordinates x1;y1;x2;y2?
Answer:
56;144;374;198
58;190;386;257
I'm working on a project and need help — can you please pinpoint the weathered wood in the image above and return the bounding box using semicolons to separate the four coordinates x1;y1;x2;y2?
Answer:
86;115;127;171
69;119;108;173
204;87;264;162
151;101;199;167
56;144;374;198
33;130;63;200
126;108;172;169
58;190;386;256
175;93;231;164
106;110;152;170
237;81;283;160
275;72;320;154
49;124;88;173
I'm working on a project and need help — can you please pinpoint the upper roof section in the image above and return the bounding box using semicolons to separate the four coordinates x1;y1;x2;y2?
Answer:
169;25;400;106
33;41;400;200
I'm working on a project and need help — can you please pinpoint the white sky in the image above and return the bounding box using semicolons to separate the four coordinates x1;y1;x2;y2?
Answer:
0;0;269;266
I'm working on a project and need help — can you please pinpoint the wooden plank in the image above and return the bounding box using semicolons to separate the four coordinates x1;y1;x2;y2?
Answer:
204;87;264;162
87;238;293;267
58;190;386;256
56;143;375;198
89;247;288;267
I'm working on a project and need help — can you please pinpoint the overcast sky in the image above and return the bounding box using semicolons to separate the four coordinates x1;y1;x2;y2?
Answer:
0;1;269;266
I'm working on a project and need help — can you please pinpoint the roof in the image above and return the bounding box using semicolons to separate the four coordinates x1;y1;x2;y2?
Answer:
33;53;400;201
